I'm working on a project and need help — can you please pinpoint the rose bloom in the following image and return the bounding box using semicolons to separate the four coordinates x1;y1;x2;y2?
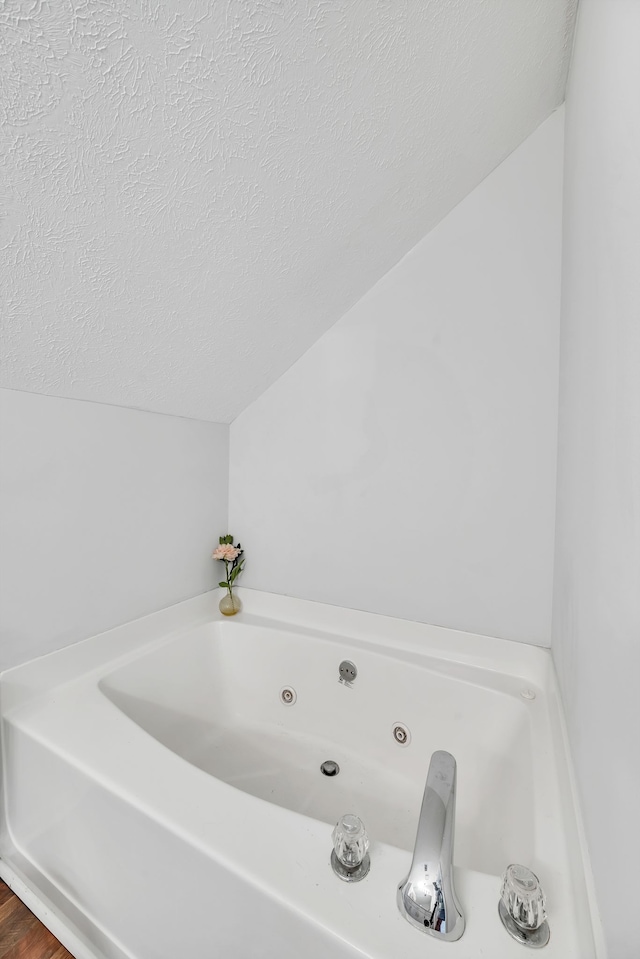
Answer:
212;544;241;562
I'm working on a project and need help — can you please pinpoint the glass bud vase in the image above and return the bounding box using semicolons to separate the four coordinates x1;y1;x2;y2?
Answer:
219;591;242;616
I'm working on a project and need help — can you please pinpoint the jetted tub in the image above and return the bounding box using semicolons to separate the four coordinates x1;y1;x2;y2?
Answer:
0;591;601;959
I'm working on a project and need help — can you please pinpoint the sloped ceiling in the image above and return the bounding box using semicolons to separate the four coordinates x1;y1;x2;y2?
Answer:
1;0;576;423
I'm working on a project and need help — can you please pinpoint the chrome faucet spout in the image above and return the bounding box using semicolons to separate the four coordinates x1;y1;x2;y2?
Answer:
397;750;465;941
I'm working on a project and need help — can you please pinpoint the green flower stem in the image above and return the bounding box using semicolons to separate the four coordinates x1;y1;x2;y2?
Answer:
225;560;233;598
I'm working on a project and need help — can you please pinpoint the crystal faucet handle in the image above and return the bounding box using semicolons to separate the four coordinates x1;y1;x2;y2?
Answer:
332;814;369;868
500;864;546;929
330;814;370;881
499;864;550;948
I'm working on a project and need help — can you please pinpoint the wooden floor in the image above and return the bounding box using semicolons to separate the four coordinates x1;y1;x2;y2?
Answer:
0;881;74;959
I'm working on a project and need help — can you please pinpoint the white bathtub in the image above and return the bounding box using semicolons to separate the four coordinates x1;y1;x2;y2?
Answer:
0;590;600;958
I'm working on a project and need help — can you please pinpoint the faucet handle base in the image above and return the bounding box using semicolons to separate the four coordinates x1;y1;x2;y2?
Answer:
499;900;550;948
331;849;370;882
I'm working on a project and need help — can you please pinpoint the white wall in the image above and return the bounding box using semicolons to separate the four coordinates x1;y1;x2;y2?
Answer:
230;111;563;645
0;389;228;671
552;2;640;956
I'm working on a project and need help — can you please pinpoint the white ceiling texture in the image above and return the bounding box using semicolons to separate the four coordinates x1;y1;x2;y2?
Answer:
1;1;577;423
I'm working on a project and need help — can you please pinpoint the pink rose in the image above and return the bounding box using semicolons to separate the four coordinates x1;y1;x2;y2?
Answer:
212;544;241;562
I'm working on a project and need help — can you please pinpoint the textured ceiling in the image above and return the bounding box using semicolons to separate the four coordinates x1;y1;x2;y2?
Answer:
1;0;577;423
